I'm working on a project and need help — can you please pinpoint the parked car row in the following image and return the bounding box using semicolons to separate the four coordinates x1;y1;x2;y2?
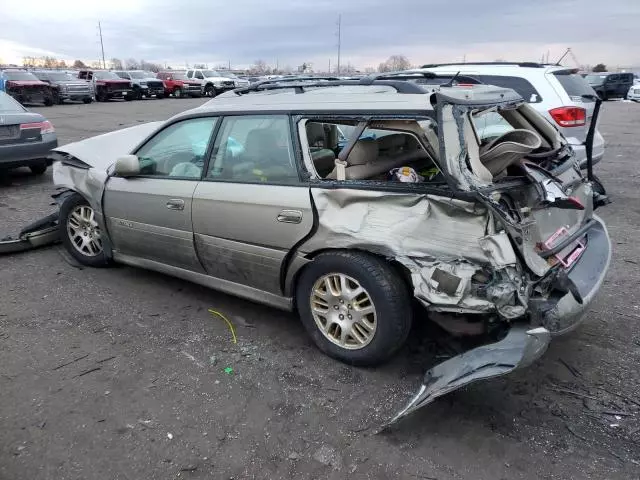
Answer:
0;68;253;106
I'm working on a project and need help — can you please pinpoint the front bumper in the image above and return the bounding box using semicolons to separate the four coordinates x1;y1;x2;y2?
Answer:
141;86;165;96
627;90;640;101
0;135;58;168
60;91;93;100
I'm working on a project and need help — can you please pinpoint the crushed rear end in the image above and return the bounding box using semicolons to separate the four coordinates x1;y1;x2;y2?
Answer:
384;87;611;426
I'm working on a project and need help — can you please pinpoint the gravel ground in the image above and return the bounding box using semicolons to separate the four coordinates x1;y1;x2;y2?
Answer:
1;98;639;480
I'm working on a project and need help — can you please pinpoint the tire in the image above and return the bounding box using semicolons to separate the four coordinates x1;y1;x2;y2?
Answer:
204;84;215;97
83;97;93;104
96;90;107;102
135;88;143;100
43;96;53;106
296;250;413;366
174;87;183;98
124;94;133;102
59;193;109;268
591;173;606;196
54;91;63;105
29;163;47;175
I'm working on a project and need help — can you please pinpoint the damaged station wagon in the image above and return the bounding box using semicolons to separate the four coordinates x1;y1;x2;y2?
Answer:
19;73;613;425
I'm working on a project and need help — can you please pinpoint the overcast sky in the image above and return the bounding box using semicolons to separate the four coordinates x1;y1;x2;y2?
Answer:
1;0;639;70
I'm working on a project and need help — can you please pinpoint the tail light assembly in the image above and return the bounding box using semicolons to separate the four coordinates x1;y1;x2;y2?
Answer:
549;106;586;127
20;121;55;134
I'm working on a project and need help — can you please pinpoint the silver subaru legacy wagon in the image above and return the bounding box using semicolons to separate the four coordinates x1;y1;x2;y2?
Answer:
30;75;610;424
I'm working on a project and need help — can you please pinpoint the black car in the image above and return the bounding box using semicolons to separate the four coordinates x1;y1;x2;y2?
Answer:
0;91;58;175
585;72;634;100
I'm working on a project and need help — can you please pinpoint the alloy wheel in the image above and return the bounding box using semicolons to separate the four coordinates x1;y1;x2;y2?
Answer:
310;273;377;350
67;205;103;257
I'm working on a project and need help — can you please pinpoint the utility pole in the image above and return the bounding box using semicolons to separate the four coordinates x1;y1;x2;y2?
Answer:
328;58;331;74
228;59;231;70
336;14;341;75
98;22;106;69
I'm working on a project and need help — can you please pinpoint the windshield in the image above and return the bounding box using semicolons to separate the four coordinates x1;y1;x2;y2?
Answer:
45;72;73;81
171;72;188;80
128;71;147;79
202;70;223;77
585;75;607;86
94;71;121;80
0;91;25;112
142;71;156;78
3;71;39;81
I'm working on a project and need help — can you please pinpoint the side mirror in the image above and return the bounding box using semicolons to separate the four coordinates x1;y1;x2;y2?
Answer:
114;155;140;177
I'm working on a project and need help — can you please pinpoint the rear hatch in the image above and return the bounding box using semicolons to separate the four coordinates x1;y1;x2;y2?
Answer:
547;69;599;143
435;90;598;280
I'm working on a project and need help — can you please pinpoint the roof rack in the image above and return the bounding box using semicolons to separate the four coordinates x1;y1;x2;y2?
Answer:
360;70;484;85
234;78;428;95
420;62;545;69
234;71;485;96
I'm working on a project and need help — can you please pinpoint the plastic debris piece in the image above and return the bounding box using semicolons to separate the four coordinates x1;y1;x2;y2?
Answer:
167;432;174;440
224;367;234;375
208;309;237;344
209;355;217;366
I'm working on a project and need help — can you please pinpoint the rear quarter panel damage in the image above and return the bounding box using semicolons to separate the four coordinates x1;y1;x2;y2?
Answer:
299;188;526;318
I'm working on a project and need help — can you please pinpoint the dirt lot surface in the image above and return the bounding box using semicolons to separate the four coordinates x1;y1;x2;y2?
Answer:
1;98;639;480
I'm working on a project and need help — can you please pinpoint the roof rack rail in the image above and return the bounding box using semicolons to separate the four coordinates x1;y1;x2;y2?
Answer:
420;61;545;69
234;78;429;95
360;69;484;85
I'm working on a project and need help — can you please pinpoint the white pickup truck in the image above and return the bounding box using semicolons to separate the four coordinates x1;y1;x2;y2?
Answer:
186;69;249;97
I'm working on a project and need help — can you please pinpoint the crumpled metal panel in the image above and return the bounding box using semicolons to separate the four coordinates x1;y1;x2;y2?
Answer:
384;325;551;429
303;188;525;314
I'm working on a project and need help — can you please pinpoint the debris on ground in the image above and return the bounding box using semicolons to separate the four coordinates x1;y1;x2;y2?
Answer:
224;367;234;375
167;433;173;440
208;308;237;344
180;351;205;368
312;444;342;470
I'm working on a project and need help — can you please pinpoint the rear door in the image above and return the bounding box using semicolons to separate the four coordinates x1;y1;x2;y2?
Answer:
192;114;313;295
103;116;218;271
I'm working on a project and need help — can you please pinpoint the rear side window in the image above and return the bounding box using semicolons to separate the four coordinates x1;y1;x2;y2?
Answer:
474;75;543;103
553;72;597;102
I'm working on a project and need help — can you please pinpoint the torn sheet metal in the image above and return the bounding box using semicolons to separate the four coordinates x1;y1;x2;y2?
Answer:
384;325;551;428
303;188;525;315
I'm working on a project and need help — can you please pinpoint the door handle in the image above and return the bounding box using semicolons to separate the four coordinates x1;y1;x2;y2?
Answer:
166;199;185;211
277;210;303;224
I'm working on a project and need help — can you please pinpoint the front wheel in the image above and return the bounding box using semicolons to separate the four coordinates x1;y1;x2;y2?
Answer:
29;162;47;175
43;96;54;106
204;84;215;97
296;251;413;366
174;87;183;98
83;97;93;104
59;193;109;267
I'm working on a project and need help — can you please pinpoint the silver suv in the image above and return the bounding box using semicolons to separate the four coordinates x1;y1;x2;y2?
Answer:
45;76;611;423
415;62;605;170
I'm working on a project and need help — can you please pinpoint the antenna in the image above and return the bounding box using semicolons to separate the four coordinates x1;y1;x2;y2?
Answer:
98;22;106;69
336;14;342;75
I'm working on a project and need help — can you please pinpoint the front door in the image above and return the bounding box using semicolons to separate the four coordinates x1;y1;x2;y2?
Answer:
192;114;313;294
103;116;218;272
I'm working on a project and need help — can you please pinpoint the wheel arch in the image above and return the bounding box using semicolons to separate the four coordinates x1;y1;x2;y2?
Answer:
285;247;415;310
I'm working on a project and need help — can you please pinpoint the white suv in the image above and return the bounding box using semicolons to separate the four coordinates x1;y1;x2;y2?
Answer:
186;69;250;97
414;62;605;168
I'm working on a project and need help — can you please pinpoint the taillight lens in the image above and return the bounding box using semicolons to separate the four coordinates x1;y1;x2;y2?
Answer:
549;107;586;127
20;120;55;134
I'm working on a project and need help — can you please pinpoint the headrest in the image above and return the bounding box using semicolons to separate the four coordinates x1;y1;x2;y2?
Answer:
347;139;378;166
244;128;280;157
306;123;326;146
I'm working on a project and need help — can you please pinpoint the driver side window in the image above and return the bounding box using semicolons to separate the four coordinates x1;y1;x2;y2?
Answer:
135;117;217;178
